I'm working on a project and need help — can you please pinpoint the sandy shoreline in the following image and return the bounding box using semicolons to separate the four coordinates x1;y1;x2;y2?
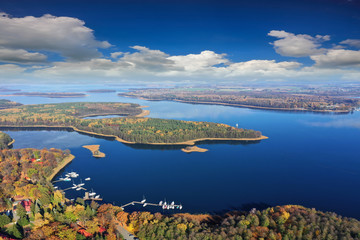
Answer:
7;139;15;146
0;125;268;146
83;145;106;158
181;146;208;153
47;154;75;181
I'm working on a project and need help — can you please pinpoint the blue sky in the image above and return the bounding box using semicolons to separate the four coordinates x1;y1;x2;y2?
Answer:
0;0;360;84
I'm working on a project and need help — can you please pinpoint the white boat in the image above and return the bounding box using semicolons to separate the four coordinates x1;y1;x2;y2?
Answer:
143;203;147;207
89;192;96;197
85;177;91;181
71;186;77;189
171;201;175;205
95;195;100;199
141;199;146;204
159;201;163;206
64;178;71;181
76;188;82;191
179;205;183;210
78;183;85;187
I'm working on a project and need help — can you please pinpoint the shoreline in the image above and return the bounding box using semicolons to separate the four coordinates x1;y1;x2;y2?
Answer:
120;95;352;113
83;145;106;158
181;146;208;153
78;108;149;118
7;139;15;146
47;154;75;181
0;125;268;146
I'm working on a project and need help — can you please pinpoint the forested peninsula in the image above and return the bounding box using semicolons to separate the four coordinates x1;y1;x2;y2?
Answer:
0;131;13;149
0;101;266;145
119;87;360;113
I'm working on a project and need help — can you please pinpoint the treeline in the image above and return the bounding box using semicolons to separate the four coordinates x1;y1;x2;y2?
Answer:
0;192;121;239
0;148;69;211
0;99;22;109
119;88;360;112
122;205;360;240
0;103;263;144
0;131;12;150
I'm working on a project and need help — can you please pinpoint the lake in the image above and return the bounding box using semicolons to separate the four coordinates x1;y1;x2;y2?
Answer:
2;86;360;218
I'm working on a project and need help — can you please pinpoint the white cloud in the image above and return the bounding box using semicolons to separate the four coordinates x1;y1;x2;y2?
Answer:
225;60;301;77
268;30;330;57
110;52;124;59
311;49;360;67
168;50;229;72
340;39;360;48
0;48;47;64
0;13;111;61
0;64;26;78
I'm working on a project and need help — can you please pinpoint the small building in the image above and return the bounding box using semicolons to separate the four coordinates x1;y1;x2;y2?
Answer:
21;199;32;213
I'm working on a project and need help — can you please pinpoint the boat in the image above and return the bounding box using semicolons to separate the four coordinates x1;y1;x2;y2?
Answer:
159;201;163;206
63;177;71;181
78;183;85;187
89;191;96;197
95;195;100;199
76;188;82;191
85;177;91;181
71;186;77;189
141;199;146;204
171;201;174;205
143;203;147;207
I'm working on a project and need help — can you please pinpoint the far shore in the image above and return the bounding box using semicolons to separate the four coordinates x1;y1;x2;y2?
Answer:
0;125;268;146
120;95;352;113
47;154;75;181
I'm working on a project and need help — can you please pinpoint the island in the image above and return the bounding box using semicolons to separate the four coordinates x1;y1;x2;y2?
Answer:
0;99;23;109
86;89;117;93
181;146;208;153
11;92;87;98
119;86;360;113
83;145;106;158
0;102;267;145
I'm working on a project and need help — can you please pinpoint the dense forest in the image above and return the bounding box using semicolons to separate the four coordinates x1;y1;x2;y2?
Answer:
0;102;263;144
0;131;13;150
0;145;120;239
0;148;70;211
0;99;22;110
122;205;360;240
119;88;360;112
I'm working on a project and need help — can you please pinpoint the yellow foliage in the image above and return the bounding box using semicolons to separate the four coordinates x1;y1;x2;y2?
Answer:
177;223;187;231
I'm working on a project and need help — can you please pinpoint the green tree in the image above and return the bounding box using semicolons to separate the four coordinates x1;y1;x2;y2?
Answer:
8;223;24;239
0;214;11;227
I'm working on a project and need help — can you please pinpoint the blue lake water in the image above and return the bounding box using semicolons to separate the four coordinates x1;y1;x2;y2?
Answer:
1;87;360;218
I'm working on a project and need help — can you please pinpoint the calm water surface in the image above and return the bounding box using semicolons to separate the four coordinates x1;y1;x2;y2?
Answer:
2;86;360;218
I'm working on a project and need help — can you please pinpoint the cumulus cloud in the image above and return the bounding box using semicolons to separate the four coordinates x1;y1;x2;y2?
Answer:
311;49;360;67
0;48;47;64
168;50;229;72
340;39;360;48
30;47;304;81
0;12;111;61
268;30;330;57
